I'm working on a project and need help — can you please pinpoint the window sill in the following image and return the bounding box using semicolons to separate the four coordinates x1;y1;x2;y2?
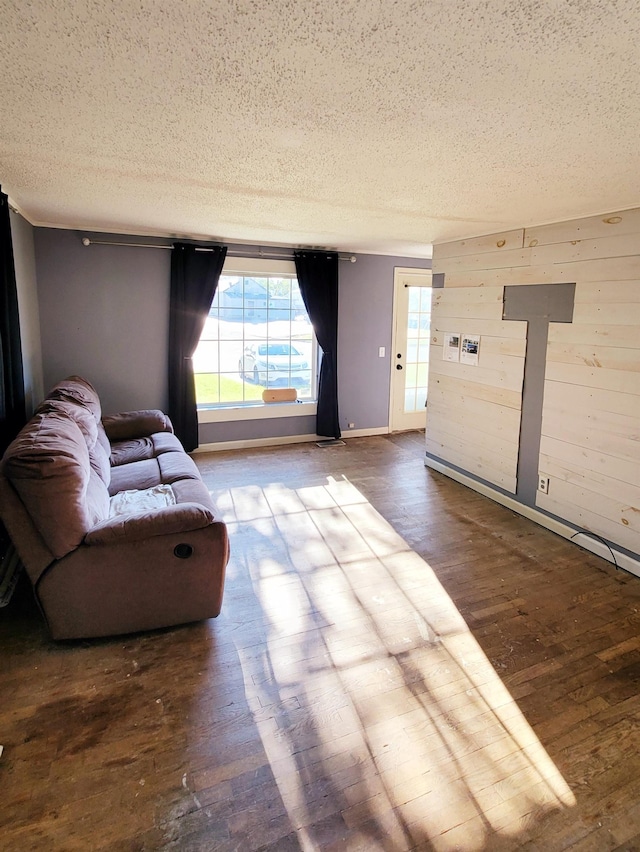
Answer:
198;401;317;423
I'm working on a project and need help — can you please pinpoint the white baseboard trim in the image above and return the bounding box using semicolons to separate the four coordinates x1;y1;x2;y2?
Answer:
424;456;640;579
194;434;319;453
194;426;390;454
343;426;390;438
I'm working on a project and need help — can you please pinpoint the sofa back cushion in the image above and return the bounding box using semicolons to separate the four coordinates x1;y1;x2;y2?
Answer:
2;410;110;559
96;421;112;461
42;375;103;421
37;375;112;467
36;398;111;487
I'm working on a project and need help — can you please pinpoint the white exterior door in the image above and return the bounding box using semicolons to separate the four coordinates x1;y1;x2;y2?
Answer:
389;268;432;432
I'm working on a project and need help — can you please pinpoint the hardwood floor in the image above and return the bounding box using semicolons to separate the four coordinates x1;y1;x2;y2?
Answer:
2;432;640;851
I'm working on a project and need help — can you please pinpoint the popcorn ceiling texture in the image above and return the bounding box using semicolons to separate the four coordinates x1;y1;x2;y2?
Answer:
1;0;639;255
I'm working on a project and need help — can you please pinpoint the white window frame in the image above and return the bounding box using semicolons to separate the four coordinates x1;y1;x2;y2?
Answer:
196;256;318;423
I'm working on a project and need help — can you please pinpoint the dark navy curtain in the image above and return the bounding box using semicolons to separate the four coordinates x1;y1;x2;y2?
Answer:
168;242;227;451
0;189;26;457
294;250;340;439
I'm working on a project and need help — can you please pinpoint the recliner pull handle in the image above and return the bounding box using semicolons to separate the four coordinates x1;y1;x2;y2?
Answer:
174;543;193;559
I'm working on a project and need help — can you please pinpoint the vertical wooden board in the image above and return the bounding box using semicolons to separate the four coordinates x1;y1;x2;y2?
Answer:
531;233;640;266
432;318;527;339
552;257;640;282
542;402;640;443
427;401;521;444
427;388;523;431
539;434;640;487
545;342;640;372
482;336;528;357
431;333;526;357
432;300;505;320
540;407;640;463
538;453;640;507
541;381;640;418
430;357;524;393
433;286;504;305
425;436;517;493
440;265;561;288
430;344;525;377
535;491;640;555
426;416;520;460
536;466;640;524
544;362;640;395
433;230;524;261
426;428;519;476
441;257;640;287
430;374;523;409
574;281;640;304
547;323;640;350
524;208;640;247
433;247;532;275
572;302;640;326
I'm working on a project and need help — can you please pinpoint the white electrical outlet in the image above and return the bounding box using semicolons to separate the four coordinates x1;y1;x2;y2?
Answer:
538;475;549;494
348;422;355;428
378;347;385;357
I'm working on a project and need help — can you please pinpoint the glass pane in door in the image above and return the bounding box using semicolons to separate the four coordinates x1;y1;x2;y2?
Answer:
403;286;431;413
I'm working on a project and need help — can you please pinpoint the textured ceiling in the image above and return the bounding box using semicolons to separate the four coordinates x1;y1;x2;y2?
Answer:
1;0;640;257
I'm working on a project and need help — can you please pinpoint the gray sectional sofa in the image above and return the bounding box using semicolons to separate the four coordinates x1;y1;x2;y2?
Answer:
0;376;229;639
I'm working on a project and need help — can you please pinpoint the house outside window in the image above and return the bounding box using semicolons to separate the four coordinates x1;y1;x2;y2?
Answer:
193;257;317;413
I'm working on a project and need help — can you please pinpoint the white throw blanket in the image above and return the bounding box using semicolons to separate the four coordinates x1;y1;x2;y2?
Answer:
109;484;176;518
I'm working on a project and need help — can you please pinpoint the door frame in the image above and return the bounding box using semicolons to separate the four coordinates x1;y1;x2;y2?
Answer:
389;266;433;432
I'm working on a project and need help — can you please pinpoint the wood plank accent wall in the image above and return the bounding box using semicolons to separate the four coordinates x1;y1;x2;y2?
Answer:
426;287;526;493
430;207;640;558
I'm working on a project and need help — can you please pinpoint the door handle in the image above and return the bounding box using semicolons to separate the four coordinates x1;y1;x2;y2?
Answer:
396;364;403;370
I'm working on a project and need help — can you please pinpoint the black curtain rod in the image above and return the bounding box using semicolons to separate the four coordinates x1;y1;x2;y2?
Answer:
80;237;357;263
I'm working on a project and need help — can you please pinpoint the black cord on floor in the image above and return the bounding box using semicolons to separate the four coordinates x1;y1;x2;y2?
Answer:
570;529;619;570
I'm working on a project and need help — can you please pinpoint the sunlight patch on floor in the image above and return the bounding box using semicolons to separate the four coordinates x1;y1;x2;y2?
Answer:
218;475;576;850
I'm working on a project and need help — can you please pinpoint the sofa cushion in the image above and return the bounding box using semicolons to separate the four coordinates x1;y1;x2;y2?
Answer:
109;432;184;467
110;437;155;467
43;375;102;421
102;410;172;442
37;398;98;449
96;421;112;461
152;432;184;455
158;451;201;483
108;459;162;495
87;470;111;527
89;441;112;486
3;411;107;559
171;478;217;512
36;398;111;487
108;450;202;495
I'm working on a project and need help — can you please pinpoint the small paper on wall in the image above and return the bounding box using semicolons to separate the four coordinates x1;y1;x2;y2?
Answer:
443;332;461;362
460;334;480;366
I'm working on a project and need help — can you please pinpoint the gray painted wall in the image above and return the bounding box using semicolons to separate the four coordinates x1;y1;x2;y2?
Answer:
10;210;43;414
339;254;431;432
503;282;575;507
34;229;171;415
199;413;318;445
33;228;431;442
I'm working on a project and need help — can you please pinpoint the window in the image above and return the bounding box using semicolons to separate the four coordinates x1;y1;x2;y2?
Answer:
193;257;317;410
405;285;431;413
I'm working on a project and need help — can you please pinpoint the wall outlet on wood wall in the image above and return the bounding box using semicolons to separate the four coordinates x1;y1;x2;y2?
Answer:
538;475;549;494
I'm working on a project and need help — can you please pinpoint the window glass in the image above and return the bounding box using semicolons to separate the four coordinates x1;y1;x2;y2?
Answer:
194;265;316;408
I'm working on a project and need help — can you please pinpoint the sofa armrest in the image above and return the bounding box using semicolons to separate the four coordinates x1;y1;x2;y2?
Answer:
101;410;173;442
85;503;216;545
